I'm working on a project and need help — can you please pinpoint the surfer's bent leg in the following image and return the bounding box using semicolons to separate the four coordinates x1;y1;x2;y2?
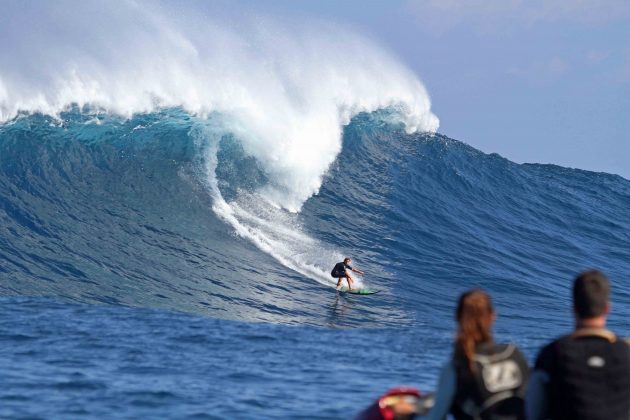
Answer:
346;274;354;290
336;277;343;289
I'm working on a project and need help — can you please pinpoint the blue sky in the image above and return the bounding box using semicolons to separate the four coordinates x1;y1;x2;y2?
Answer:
236;0;630;178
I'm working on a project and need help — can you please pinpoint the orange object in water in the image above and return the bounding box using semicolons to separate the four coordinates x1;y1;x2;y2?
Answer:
354;386;434;420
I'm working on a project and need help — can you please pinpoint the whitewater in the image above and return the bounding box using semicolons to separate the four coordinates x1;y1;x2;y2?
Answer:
1;1;630;418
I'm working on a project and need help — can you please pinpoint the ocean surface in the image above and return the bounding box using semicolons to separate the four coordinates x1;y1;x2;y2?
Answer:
1;2;630;418
2;110;629;419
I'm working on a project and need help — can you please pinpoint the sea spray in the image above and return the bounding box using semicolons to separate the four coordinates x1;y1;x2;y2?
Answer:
0;0;438;211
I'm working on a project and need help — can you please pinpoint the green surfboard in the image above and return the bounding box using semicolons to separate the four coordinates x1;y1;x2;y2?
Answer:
338;287;380;295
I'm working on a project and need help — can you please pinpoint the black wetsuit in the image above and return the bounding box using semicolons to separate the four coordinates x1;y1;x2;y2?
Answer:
331;262;352;278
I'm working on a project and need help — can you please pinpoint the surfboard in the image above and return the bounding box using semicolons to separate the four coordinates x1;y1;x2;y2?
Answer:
338;287;380;295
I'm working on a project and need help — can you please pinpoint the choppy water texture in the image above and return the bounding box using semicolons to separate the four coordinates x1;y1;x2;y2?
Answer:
1;110;630;418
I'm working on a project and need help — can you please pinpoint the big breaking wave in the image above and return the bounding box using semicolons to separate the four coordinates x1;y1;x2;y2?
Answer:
0;0;438;288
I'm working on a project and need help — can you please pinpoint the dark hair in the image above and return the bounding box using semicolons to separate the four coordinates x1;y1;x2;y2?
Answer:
343;257;351;263
573;270;610;318
455;289;494;372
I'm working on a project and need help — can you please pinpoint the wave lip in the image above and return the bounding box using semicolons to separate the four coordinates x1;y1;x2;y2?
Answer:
0;0;438;211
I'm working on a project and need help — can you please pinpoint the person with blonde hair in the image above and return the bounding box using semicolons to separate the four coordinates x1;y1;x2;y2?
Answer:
422;289;529;420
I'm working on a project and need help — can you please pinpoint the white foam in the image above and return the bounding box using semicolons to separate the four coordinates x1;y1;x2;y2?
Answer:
0;0;438;212
192;123;363;289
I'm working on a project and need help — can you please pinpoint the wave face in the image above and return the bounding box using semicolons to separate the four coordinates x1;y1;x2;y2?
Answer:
2;109;630;333
0;0;441;327
0;110;411;326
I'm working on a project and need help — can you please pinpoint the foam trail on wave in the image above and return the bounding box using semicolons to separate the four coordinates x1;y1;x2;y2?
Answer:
193;124;360;289
0;0;438;212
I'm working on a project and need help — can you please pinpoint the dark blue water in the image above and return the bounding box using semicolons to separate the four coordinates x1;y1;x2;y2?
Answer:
1;110;629;418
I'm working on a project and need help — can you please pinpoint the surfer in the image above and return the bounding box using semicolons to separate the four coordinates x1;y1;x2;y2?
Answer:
331;257;364;291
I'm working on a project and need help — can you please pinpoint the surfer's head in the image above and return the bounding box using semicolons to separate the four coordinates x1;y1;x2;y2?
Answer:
344;257;351;264
455;289;495;372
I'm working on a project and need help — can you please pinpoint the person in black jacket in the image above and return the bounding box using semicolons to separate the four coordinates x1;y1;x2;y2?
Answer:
526;270;630;420
421;289;529;420
331;257;364;290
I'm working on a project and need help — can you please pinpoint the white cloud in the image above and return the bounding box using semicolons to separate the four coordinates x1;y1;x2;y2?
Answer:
507;57;569;84
525;0;630;24
618;48;630;83
404;0;630;33
585;50;610;63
